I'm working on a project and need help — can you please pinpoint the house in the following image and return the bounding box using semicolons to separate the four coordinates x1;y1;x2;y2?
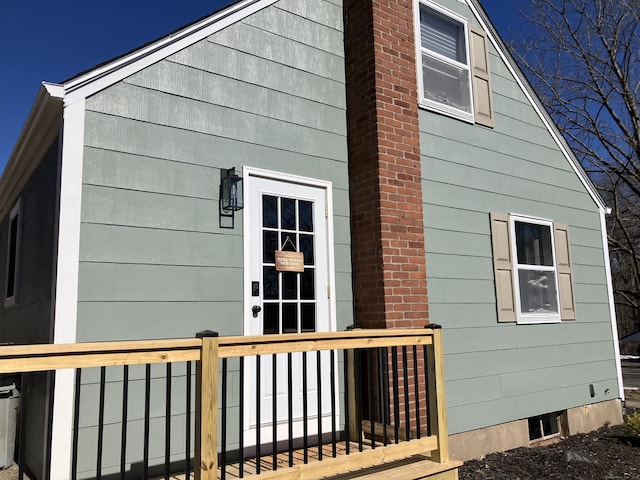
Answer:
0;0;624;477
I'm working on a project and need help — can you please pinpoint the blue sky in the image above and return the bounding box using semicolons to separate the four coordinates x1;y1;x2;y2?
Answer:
0;0;522;173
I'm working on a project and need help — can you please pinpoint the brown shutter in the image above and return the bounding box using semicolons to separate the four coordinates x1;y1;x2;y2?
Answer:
490;213;516;322
554;223;576;320
470;26;494;128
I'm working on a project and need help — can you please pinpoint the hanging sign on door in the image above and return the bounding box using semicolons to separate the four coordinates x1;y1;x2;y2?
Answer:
275;251;304;272
275;236;304;272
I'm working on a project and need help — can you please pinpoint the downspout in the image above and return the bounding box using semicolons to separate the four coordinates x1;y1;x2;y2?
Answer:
599;207;624;402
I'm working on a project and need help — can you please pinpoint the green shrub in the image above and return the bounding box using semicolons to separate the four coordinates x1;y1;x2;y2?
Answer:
623;412;640;438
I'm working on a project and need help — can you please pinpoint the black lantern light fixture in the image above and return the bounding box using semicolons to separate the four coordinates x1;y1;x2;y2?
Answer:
219;167;243;228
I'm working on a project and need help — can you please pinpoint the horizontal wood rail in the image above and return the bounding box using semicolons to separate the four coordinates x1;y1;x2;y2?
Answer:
0;327;456;480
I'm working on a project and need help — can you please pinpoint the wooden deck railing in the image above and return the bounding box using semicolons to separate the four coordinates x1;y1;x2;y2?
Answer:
0;326;458;480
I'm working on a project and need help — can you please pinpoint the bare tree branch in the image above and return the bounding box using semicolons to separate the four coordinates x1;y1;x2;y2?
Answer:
507;0;640;336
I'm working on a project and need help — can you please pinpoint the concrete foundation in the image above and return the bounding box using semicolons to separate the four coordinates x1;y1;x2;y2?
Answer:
448;399;623;461
566;399;623;435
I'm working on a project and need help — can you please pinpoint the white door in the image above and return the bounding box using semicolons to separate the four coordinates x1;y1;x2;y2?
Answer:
243;172;335;447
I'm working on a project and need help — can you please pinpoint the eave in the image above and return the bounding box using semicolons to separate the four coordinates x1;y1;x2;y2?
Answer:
0;83;64;220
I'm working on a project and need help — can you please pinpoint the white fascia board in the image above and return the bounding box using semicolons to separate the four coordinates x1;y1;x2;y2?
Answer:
62;0;278;106
464;0;607;212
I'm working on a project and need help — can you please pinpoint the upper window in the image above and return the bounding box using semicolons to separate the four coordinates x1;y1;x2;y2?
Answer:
5;199;22;306
417;1;474;121
510;216;560;324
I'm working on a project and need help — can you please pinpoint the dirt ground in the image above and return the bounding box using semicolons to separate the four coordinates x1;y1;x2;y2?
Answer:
459;407;640;480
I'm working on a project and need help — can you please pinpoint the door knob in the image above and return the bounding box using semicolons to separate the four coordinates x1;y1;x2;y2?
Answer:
252;305;262;317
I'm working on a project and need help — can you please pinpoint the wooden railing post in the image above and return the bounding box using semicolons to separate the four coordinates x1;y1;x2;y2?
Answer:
425;325;450;463
195;331;219;480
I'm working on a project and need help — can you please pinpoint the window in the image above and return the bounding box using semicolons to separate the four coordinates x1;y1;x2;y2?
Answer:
490;213;576;324
415;1;495;126
528;412;561;442
5;200;21;306
511;216;559;323
418;2;473;120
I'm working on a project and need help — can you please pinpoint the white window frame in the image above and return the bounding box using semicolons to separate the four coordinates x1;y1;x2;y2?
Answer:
414;0;475;123
5;199;22;307
509;214;561;324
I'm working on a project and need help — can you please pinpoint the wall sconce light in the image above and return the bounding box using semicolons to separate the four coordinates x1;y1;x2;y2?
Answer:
219;167;243;228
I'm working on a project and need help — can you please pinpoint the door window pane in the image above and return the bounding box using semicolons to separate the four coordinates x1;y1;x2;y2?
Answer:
299;201;313;232
300;235;314;265
263;195;278;228
263;266;279;300
301;269;315;300
281;198;296;230
280;233;297;252
282;304;298;333
282;272;298;300
263;231;277;264
263;303;279;335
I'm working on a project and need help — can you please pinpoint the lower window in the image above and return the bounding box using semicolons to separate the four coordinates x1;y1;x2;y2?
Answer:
528;412;561;441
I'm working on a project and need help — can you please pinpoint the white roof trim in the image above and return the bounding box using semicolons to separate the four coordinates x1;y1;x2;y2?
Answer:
61;0;279;106
465;0;607;212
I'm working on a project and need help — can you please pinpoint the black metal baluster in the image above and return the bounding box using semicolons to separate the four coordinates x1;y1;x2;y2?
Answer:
403;346;411;441
343;350;350;455
302;351;308;463
423;345;431;437
355;350;363;452
287;353;293;467
272;354;277;471
392;347;400;444
367;349;375;450
221;358;228;480
239;356;244;478
121;365;129;480
97;366;106;480
382;348;389;446
256;356;261;474
330;349;337;457
144;364;151;480
165;363;172;480
185;361;192;476
413;345;421;439
316;350;323;460
71;369;81;480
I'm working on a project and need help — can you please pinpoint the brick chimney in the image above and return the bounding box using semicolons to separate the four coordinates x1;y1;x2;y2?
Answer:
344;0;429;329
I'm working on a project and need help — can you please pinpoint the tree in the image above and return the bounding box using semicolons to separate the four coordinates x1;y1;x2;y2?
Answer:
508;0;640;337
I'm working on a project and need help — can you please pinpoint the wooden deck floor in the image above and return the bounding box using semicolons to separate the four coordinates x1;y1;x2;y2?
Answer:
156;440;377;479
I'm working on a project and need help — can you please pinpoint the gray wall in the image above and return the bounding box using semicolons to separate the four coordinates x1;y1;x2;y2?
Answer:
0;139;58;344
75;0;350;476
0;139;59;480
420;0;619;435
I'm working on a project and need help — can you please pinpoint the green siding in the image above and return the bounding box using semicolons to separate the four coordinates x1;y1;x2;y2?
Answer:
79;0;350;337
76;0;350;475
422;0;618;435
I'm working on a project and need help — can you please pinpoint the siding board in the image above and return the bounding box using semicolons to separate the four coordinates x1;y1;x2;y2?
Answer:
86;83;346;161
